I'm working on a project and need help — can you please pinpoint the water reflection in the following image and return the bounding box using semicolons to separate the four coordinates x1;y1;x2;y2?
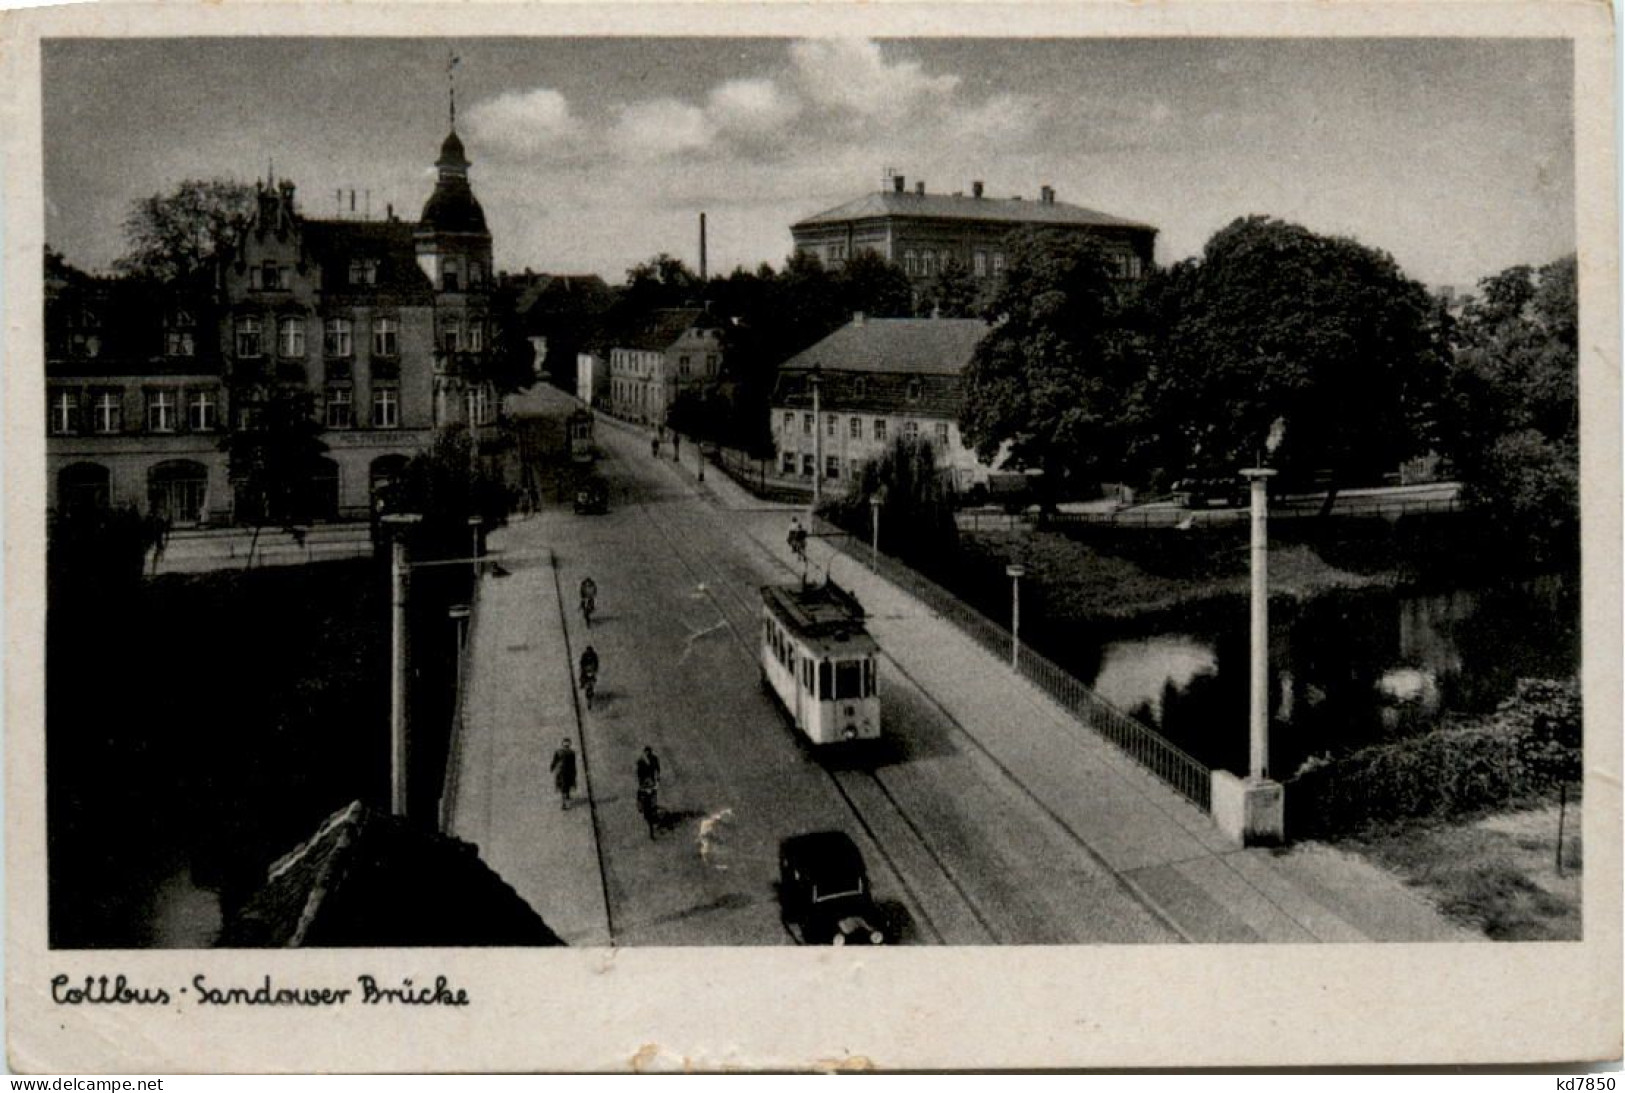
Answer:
1076;577;1577;779
1093;636;1218;721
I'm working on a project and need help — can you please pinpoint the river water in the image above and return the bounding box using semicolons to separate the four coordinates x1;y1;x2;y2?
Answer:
1077;576;1578;779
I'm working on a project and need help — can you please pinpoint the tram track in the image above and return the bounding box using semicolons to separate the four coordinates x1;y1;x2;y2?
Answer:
612;447;1001;945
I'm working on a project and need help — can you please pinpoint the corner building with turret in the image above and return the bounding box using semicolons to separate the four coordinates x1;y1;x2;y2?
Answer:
45;129;499;525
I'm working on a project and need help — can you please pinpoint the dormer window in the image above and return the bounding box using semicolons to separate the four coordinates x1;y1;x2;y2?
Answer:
166;310;196;357
443;259;461;292
69;307;101;359
258;262;283;290
907;378;922;402
348;258;379;286
469;261;484;287
853;378;867;398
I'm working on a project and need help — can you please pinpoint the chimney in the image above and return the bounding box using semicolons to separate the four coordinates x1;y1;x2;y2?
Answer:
699;212;708;282
853;311;865;326
893;175;906;194
973;180;984;198
1041;185;1055;204
915;181;925;196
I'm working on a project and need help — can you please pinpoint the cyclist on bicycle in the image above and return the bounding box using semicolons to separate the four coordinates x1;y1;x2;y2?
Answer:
578;645;600;709
579;576;597;626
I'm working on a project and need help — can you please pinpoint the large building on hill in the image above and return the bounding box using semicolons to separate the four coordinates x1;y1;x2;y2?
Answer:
45;129;500;525
791;174;1157;285
770;315;995;493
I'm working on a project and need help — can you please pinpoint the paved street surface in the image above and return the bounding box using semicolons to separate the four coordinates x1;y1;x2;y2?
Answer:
445;385;1471;945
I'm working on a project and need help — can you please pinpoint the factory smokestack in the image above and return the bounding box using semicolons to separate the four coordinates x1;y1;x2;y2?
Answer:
699;212;708;282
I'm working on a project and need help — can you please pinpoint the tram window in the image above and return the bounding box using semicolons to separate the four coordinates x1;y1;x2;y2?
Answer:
863;658;876;697
836;659;862;699
818;661;832;700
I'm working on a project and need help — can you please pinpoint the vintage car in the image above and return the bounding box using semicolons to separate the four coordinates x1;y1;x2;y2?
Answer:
573;476;609;515
777;831;887;945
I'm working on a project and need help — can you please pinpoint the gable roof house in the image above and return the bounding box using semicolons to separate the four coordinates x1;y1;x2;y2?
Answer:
600;307;725;427
770;315;995;493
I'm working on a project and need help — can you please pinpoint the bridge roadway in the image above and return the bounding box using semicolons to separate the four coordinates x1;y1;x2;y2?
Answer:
443;386;1469;946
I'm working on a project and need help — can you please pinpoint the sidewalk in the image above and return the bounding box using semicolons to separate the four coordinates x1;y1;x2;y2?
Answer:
440;549;611;946
705;490;1470;942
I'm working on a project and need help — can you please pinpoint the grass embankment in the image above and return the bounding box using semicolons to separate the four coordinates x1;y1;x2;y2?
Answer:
1340;804;1580;940
1287;677;1581;940
955;526;1388;635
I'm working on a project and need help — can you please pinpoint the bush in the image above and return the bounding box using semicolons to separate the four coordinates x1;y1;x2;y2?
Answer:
1287;677;1580;836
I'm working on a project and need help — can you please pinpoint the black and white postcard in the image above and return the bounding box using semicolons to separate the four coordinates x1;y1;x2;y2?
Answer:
3;0;1618;1072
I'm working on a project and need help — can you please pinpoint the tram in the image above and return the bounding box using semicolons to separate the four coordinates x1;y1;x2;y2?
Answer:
566;408;596;463
760;579;881;745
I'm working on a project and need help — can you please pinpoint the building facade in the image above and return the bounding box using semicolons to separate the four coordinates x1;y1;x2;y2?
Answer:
791;175;1157;285
603;308;724;427
46;129;499;525
770;316;995;493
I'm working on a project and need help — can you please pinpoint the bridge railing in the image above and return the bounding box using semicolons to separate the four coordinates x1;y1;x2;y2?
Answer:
815;519;1212;812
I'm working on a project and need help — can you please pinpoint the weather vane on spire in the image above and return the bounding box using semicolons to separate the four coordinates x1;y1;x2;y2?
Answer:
447;49;461;129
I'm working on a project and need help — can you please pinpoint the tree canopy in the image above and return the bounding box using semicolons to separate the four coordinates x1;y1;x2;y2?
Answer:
916;257;982;318
623;253;704;311
1440;255;1577;566
959;229;1140;500
116;178;257;283
221;387;330;561
1135;216;1444;491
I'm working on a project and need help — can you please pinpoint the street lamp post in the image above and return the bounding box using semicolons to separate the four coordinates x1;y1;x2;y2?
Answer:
1240;468;1277;781
1006;564;1026;669
467;514;482;585
382;512;422;818
1208;467;1286;847
869;494;883;569
449;603;471;653
810;368;822;512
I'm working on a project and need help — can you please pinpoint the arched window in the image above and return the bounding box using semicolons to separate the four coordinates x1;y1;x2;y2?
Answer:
57;463;110;516
369;454;409;511
148;460;210;526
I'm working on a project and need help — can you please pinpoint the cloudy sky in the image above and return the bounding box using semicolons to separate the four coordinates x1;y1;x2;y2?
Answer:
43;37;1573;289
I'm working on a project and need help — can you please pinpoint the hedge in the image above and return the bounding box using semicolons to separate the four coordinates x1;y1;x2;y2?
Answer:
1286;678;1580;837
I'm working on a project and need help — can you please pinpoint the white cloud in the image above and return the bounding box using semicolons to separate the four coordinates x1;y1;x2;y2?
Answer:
788;39;959;121
463;87;583;157
706;77;801;141
610;98;715;161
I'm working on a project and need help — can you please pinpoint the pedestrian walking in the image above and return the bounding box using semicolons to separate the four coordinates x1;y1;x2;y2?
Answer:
635;745;662;839
550;738;578;810
651;434;660;458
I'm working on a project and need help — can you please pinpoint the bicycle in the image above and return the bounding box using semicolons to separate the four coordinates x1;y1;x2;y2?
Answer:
582;671;596;710
580;594;596;628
